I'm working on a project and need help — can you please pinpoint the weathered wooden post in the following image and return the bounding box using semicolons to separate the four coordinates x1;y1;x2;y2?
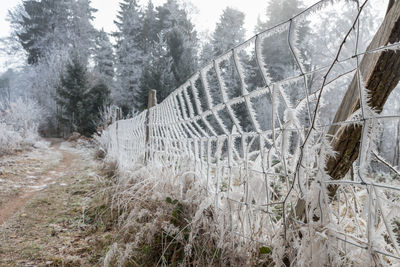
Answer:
145;90;157;164
116;108;121;121
325;0;400;198
116;108;120;156
56;105;61;138
295;0;400;220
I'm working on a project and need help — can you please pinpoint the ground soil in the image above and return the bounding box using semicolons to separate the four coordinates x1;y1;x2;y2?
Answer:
0;139;113;267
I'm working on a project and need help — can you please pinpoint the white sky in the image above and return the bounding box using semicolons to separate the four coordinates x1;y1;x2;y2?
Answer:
0;0;389;39
0;0;387;71
0;0;323;39
91;0;279;38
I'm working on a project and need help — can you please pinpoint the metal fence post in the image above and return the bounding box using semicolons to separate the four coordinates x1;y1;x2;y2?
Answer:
145;90;157;164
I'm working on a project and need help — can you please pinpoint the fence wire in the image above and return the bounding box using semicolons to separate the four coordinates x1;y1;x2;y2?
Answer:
105;0;400;264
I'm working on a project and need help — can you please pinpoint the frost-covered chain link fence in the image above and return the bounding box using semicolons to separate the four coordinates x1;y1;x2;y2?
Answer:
105;0;400;264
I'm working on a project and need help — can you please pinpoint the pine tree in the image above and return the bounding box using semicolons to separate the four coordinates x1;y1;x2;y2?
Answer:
93;29;115;89
10;0;96;65
56;57;90;135
114;0;144;114
56;56;111;135
137;35;175;110
211;7;246;57
140;0;158;53
255;0;307;83
135;0;198;109
10;0;66;64
86;81;111;129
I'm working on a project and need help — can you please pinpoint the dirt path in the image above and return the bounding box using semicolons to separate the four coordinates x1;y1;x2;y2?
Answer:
0;139;77;225
0;139;112;266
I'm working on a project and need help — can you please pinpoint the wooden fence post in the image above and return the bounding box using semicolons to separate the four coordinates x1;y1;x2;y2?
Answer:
294;0;400;220
56;105;61;138
116;108;121;121
145;90;157;163
325;0;400;199
116;108;120;155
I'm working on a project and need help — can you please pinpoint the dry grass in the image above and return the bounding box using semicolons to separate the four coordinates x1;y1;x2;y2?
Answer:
101;162;273;267
0;144;116;266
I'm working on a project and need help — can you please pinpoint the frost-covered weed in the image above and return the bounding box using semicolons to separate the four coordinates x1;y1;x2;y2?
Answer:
100;117;400;266
0;123;23;154
103;160;270;266
98;1;400;265
0;98;45;155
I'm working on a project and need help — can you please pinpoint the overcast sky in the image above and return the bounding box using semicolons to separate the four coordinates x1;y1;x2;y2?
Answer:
91;0;276;37
0;0;389;39
0;0;387;71
0;0;324;39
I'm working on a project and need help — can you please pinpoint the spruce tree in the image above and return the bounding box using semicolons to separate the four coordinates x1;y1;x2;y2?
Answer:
138;36;175;111
93;29;115;89
114;0;144;114
135;0;198;110
157;0;198;85
56;57;90;135
200;8;249;131
10;0;96;65
68;0;97;63
11;0;66;64
211;7;246;57
57;57;111;135
255;0;308;83
0;69;13;102
253;0;310;137
86;81;111;131
140;0;158;53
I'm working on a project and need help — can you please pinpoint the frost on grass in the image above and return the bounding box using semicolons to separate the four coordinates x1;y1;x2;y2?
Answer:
97;0;400;265
102;159;271;266
99;100;400;266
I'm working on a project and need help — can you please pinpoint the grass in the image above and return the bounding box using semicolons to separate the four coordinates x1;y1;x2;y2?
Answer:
97;161;275;267
0;147;117;267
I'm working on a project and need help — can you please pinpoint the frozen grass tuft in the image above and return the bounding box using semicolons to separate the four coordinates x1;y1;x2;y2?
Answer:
102;160;272;266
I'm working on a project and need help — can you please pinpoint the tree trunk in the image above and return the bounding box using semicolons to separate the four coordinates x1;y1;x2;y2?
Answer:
326;0;400;198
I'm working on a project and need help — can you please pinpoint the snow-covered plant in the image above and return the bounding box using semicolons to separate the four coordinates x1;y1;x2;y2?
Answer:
98;0;400;265
0;98;44;134
0;98;45;155
0;123;23;154
103;160;270;266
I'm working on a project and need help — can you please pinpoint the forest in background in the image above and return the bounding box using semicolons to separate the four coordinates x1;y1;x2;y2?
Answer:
1;0;400;265
0;0;398;165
